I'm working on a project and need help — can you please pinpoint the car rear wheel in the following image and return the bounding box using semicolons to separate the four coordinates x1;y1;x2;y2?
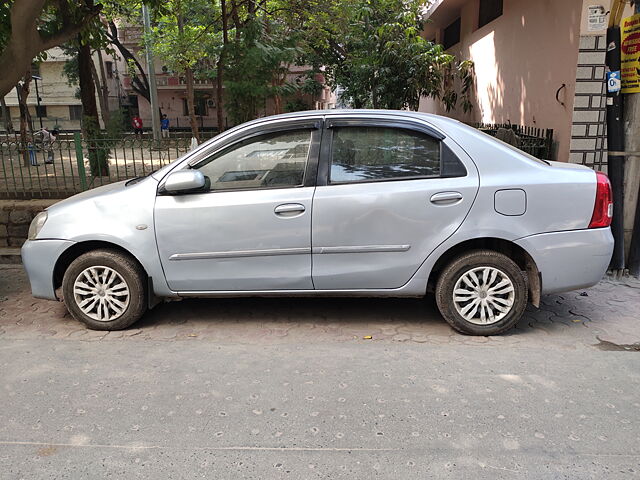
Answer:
62;249;147;330
435;250;528;336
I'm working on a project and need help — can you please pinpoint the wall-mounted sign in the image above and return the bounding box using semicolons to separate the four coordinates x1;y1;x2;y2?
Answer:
608;71;622;93
588;5;607;32
621;13;640;93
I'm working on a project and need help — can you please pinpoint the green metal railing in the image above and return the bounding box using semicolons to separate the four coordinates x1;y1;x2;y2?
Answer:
0;124;554;199
0;133;212;199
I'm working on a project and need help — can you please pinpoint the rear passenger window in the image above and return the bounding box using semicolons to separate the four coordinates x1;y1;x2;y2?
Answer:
329;126;445;183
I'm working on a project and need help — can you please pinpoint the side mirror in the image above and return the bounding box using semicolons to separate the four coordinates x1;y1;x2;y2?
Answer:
161;170;206;194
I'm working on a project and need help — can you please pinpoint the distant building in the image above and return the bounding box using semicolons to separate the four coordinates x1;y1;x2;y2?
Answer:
2;47;121;132
116;26;335;132
420;0;633;165
0;27;334;135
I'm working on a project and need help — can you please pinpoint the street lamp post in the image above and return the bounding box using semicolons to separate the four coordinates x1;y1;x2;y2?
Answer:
31;75;43;130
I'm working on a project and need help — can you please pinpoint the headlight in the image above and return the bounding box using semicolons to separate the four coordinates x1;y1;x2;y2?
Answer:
28;211;48;240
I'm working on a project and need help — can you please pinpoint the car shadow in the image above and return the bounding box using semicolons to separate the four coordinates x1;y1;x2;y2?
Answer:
135;295;446;332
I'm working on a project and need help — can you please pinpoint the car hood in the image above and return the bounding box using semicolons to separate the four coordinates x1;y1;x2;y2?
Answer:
47;177;156;213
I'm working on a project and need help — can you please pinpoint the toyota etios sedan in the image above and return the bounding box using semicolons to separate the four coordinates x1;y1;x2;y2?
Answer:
22;110;614;335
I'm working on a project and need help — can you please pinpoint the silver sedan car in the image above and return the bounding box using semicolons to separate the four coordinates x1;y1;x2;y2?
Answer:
21;110;614;335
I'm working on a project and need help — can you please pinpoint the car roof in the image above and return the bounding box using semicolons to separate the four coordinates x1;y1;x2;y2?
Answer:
237;109;464;131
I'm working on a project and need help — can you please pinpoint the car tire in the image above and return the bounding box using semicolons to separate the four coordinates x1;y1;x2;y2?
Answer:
435;249;528;336
62;249;147;331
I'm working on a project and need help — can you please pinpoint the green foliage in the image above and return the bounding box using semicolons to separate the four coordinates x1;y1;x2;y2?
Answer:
83;109;127;176
224;18;303;124
284;98;312;112
294;0;474;111
0;2;11;49
2;0;474;129
148;0;312;127
149;0;213;75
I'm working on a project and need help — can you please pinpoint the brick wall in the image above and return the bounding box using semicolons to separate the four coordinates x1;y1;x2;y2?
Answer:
0;200;58;248
569;35;608;172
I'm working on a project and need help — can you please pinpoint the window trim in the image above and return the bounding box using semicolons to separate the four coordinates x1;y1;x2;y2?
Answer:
478;0;503;29
69;105;83;121
105;61;114;79
160;121;322;195
442;17;461;50
34;105;47;118
317;119;464;187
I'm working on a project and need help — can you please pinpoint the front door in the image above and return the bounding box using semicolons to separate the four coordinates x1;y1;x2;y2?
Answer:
311;118;479;290
155;125;320;292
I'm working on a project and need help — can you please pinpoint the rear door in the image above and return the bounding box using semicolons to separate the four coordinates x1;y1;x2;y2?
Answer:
311;116;479;290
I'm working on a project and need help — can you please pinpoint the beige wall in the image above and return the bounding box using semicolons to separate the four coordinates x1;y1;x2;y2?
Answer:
2;47;121;131
420;0;584;161
578;1;633;35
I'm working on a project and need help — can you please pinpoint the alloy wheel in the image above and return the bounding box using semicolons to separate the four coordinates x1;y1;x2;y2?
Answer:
452;266;515;325
73;266;131;322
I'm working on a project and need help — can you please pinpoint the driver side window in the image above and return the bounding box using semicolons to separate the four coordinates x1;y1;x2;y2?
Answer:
195;129;311;191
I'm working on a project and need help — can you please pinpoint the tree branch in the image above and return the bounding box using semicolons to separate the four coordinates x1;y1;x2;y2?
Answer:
0;0;102;97
105;21;151;102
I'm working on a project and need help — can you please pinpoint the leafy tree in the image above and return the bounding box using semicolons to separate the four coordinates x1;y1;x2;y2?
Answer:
206;0;321;126
291;0;473;111
150;0;215;141
0;1;102;97
223;17;302;124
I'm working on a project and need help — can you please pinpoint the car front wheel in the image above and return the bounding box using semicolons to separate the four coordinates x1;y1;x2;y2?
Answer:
62;249;147;330
435;250;528;336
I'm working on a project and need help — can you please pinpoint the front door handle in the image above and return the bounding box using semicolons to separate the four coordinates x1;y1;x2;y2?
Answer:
430;191;463;205
274;203;306;216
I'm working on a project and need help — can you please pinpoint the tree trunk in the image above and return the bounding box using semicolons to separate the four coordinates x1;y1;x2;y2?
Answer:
230;0;242;38
184;67;200;142
96;50;111;124
0;96;14;134
216;0;228;133
90;54;109;127
78;39;108;176
177;10;200;142
273;86;283;114
106;21;151;103
216;62;225;133
16;73;33;166
78;43;99;133
0;0;101;97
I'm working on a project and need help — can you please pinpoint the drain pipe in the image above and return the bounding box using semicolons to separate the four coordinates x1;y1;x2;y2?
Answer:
605;2;626;272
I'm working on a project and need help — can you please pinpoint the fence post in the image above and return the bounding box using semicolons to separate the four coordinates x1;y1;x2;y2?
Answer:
545;129;554;160
73;132;88;191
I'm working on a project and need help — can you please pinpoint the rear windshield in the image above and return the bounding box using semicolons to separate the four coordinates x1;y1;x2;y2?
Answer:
475;128;550;165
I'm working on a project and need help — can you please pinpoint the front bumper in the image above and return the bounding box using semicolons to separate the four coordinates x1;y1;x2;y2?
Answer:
21;239;75;300
515;228;614;294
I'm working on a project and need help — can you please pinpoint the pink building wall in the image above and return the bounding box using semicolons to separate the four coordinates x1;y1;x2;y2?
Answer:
420;0;584;161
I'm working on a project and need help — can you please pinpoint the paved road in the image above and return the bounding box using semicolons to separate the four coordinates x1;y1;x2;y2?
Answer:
1;265;639;478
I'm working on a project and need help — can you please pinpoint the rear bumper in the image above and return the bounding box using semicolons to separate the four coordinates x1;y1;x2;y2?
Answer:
21;239;75;300
515;228;613;294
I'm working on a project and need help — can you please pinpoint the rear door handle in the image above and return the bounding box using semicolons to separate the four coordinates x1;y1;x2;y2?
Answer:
274;203;306;216
430;191;463;205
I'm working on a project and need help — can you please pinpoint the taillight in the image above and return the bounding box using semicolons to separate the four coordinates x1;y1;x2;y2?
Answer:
589;172;613;228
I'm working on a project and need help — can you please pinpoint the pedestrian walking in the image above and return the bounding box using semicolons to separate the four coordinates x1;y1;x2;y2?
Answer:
132;115;143;137
161;114;170;139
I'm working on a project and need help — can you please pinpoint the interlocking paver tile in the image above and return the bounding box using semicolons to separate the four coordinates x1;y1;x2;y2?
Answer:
1;264;639;349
